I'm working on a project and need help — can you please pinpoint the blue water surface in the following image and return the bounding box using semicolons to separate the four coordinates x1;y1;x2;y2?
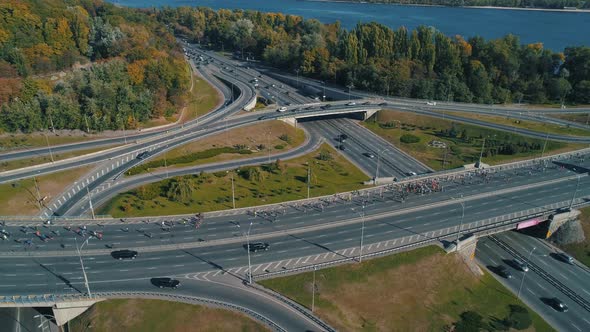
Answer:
112;0;590;51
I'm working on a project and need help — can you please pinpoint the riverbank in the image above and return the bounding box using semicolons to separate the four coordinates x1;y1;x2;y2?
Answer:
305;0;590;13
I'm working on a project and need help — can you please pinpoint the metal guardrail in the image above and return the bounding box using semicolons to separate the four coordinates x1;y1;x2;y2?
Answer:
0;291;287;332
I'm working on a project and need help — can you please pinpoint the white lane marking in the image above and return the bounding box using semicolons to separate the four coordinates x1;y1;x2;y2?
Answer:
558;272;569;280
582;318;590;326
526;288;536;296
173;264;185;267
263;263;273;271
252;264;262;273
26;283;47;286
147;267;157;270
302;256;310;264
571;323;581;332
119;269;129;272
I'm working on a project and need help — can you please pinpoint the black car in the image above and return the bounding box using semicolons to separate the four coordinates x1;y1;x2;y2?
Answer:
111;250;138;260
338;145;346;151
497;265;513;279
554;253;574;265
151;277;180;289
378;102;388;106
548;298;568;312
320;104;332;110
136;151;150;160
245;242;270;252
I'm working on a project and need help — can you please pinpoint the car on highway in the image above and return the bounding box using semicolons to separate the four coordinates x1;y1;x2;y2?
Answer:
548;298;568;312
320;104;332;110
497;265;513;279
338;145;346;151
151;277;181;289
378;102;388;106
554;253;574;265
426;101;437;106
406;171;418;176
136;151;150;160
0;229;9;240
245;242;270;252
346;102;356;106
364;152;375;159
277;106;287;112
513;259;529;272
111;250;138;260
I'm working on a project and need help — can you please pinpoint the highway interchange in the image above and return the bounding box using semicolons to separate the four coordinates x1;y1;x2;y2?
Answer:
1;40;590;331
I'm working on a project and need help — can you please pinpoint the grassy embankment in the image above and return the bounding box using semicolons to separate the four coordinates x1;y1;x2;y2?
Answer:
439;110;590;137
0;146;115;172
69;299;268;332
99;143;369;217
560;206;590;267
127;121;304;175
0;166;93;215
364;110;584;170
547;112;590;126
260;246;553;332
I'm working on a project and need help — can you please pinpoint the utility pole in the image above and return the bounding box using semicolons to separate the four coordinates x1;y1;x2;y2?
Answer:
267;131;271;163
359;204;365;262
242;222;253;284
541;131;549;158
84;116;91;133
33;177;43;215
230;170;236;209
322;81;326;102
295;68;300;88
456;199;465;249
517;246;535;299
347;83;355;101
164;149;169;179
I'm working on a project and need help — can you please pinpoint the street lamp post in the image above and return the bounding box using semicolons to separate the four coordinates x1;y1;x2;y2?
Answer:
569;175;582;210
295;69;300;88
322;81;326;102
347;83;354;101
477;137;486;168
75;237;92;298
453;196;465;249
541;131;549;158
517;246;536;299
238;222;254;284
351;204;366;262
86;186;95;220
230;170;236;209
44;132;55;163
306;162;311;199
375;149;386;183
312;266;316;312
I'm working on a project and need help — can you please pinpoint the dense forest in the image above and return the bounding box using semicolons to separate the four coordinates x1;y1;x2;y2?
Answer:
0;0;189;133
159;7;590;105
334;0;590;9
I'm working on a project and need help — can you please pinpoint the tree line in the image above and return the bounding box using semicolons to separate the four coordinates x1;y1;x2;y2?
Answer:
158;7;590;105
335;0;589;9
0;0;189;132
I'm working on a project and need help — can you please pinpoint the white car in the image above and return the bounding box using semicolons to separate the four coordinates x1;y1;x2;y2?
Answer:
347;102;356;106
277;106;287;112
426;101;437;106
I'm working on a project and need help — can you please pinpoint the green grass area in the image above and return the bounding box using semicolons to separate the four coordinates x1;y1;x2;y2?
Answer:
0;166;93;215
0;146;117;172
183;70;222;121
99;143;370;217
0;133;99;152
560;206;590;267
441;110;590;137
260;246;553;332
127;121;306;175
364;110;583;170
547;113;590;126
69;299;267;332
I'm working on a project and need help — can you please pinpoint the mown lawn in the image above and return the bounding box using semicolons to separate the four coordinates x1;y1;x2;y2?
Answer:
0;166;93;215
441;110;590;137
260;246;554;332
364;110;583;171
100;143;370;217
128;121;304;175
69;299;268;332
0;146;116;172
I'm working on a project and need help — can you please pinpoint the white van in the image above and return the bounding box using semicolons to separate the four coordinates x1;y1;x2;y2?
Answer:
277;106;287;112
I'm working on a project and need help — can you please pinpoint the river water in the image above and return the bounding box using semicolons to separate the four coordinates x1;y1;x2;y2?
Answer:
112;0;589;51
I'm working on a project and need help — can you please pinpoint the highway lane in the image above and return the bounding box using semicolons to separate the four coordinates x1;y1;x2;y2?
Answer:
303;117;432;178
3;161;590;261
3;153;589;253
477;234;590;332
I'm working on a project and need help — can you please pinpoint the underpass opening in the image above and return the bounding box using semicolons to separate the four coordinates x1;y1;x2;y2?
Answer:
296;113;366;123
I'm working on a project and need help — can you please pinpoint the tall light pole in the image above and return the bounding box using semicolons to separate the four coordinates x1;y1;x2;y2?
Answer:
311;266;316;312
569;175;582;210
44;132;55;163
351;204;366;262
322;81;326;102
453;195;465;249
541;131;549;158
375;149;386;183
295;68;300;88
75;237;92;298
164;148;169;179
307;162;311;198
517;246;536;299
477;137;486;168
246;222;253;284
267;131;271;163
229;170;236;209
347;83;354;101
86;186;95;220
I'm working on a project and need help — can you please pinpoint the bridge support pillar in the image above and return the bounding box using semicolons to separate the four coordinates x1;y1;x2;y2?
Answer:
364;109;378;120
451;235;483;275
280;117;297;128
545;209;581;238
52;299;102;326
